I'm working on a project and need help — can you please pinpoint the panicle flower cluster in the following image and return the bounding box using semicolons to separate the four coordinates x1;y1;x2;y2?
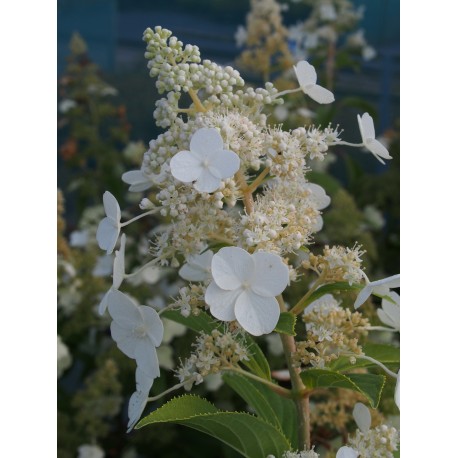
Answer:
176;329;249;389
305;125;341;161
172;284;207;317
348;424;400;458
293;295;369;368
267;449;320;458
302;244;366;285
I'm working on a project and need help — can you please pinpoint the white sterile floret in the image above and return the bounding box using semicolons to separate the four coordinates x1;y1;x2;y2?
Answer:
122;163;168;192
357;113;392;164
336;446;359;458
293;60;335;104
170;127;240;193
179;250;214;282
96;191;121;254
354;274;400;309
98;233;126;315
108;290;164;379
77;444;105;458
204;247;289;336
377;291;400;331
127;367;155;432
353;402;371;434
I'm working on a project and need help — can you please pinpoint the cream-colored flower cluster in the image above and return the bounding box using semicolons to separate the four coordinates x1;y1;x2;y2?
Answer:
348;424;399;458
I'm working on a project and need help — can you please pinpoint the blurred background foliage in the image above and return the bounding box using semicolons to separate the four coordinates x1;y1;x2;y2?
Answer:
57;1;399;457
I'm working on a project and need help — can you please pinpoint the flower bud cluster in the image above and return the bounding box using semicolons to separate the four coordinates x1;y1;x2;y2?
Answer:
348;424;400;458
302;244;366;285
293;297;369;368
172;284;207;317
304;125;341;161
176;329;249;389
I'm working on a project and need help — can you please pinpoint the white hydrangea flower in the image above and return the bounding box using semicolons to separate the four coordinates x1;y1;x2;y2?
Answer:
353;402;371;434
92;254;113;277
377;291;400;331
320;2;337;21
122;163;168;192
357;113;392;164
354;274;400;309
69;229;89;247
96;191;121;254
77;444;105;458
108;290;164;378
98;233;126;315
395;370;400;409
57;335;72;378
293;61;335;104
336;446;358;458
127;367;155;432
179;250;214;282
204;247;289;336
170;127;240;193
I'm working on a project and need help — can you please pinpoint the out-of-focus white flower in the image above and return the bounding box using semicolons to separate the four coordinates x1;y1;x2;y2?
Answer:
377;291;400;331
77;444;105;458
354;274;400;309
92;255;113;277
235;25;247;47
274;105;290;122
297;107;316;119
179;250;214;282
363;205;385;230
357;113;392;164
170;128;240;193
122;164;168;192
320;2;337;21
205;373;224;391
69;230;89;247
266;333;283;356
395;370;400;409
108;290;163;378
304;183;331;210
336;446;358;458
127;368;154;432
353;402;371;433
362;45;376;61
57;335;72;378
59;99;77;113
99;234;126;315
96;191;121;254
205;247;289;335
294;61;335;104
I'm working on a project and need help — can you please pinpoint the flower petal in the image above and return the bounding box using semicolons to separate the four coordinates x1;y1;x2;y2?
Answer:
108;290;143;328
359;112;376;140
211;150;240;179
112;233;126;289
96;217;120;254
305;183;331;210
294;60;317;88
127;390;149;432
170;150;203;183
211;247;254;290
366;139;392;162
135;340;160;379
190;127;224;153
395;370;400;409
251;251;289;297
122;170;154;192
354;284;372;309
205;281;239;321
135;366;155;392
379;294;400;329
98;289;111;315
336;446;359;458
353;402;371;433
110;321;137;358
234;291;280;336
371;274;400;290
139;305;164;347
103;191;121;221
194;170;223;193
179;251;213;282
304;84;335;104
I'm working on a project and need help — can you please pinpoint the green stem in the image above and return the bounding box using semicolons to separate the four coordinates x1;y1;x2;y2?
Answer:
290;277;326;315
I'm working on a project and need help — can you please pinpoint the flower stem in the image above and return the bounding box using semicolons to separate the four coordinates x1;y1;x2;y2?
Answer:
120;209;157;227
353;354;398;379
124;259;158;279
274;87;303;98
188;89;207;112
277;295;311;450
329;141;364;147
147;379;192;402
290;277;325;315
221;367;292;399
235;170;255;215
246;167;271;193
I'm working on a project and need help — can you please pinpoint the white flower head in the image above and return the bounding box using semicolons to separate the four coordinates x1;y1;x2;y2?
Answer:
96;191;121;254
92;255;113;277
179;250;214;282
204;247;289;336
108;290;163;378
98;233;126;315
127;367;155;432
357;113;392;164
353;402;371;433
336;446;359;458
377;291;400;331
69;229;89;248
293;61;335;104
170;127;240;193
354;274;400;309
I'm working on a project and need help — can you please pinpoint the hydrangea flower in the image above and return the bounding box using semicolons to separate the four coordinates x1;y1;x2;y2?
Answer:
353;402;371;433
127;367;155;432
336;446;358;458
178;250;214;282
357;113;392;164
354;274;400;309
98;234;126;315
77;444;105;458
108;290;163;378
204;247;289;336
377;291;400;331
170;127;240;193
293;60;335;104
122;163;168;192
96;191;121;254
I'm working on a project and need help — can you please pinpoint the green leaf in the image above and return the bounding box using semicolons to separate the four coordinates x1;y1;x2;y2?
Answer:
300;369;385;408
137;395;292;458
330;344;400;372
222;372;298;449
274;312;296;336
162;310;272;380
302;282;362;310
